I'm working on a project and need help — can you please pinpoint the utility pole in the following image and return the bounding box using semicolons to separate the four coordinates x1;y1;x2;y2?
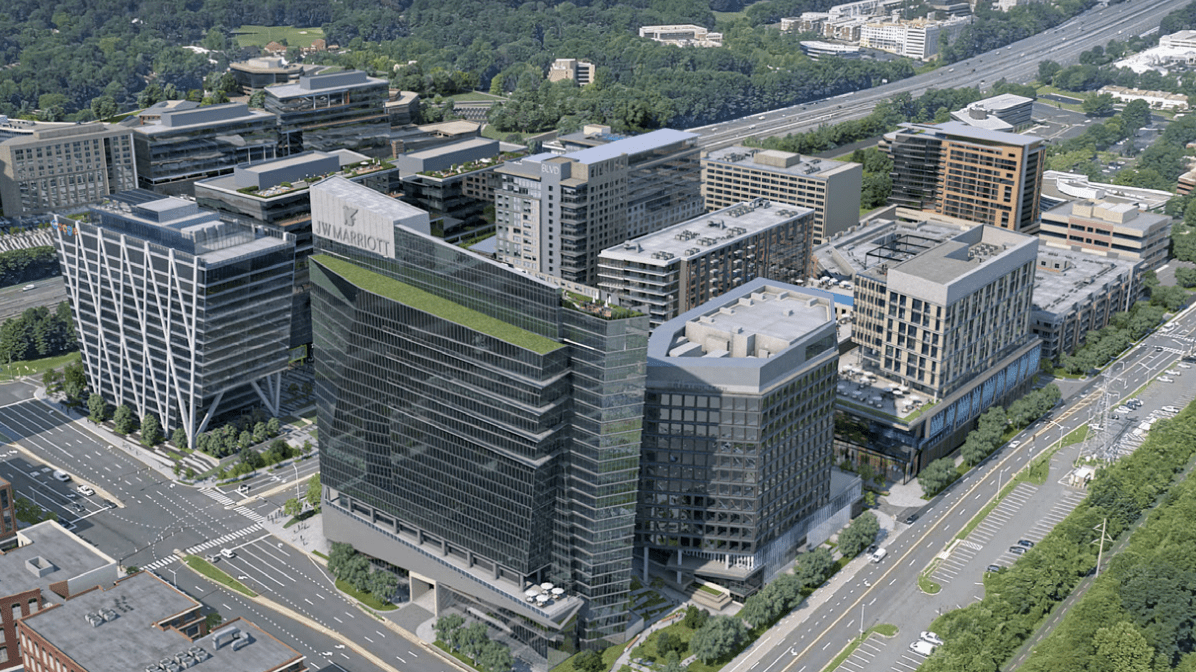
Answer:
1093;518;1112;577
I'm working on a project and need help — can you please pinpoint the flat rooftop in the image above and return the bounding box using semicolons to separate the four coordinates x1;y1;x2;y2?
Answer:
0;521;115;598
966;93;1033;112
669;285;834;359
198;149;372;194
1040;170;1173;212
1043;199;1172;234
266;70;386;98
892;121;1043;148
21;572;302;672
128;103;275;135
890;225;1034;286
600;199;813;266
564;128;697;165
1032;247;1138;317
703;145;857;178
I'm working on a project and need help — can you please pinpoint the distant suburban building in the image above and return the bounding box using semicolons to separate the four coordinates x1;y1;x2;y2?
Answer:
1179;168;1196;197
0;520;119;670
228;57;312;92
597;199;814;328
385;90;420;127
1031;247;1140;361
395;137;512;242
547;58;596;85
1039;199;1172;272
265;70;391;158
637;279;857;598
17;571;306;672
701;146;862;245
54;191;295;447
123;102;280;196
309;178;649;663
639;24;723;47
1115;30;1196;75
996;0;1047;11
194;150;395;350
1098;85;1189;111
950;93;1035;132
859;15;971;60
882;121;1046;233
0;123;137;216
495;129;701;285
798;40;862;59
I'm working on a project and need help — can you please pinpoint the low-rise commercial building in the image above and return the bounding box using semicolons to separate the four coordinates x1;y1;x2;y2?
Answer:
17;571;305;672
389;120;482;156
1098;85;1189;111
639;25;723;47
228;57;313;92
798;41;862;59
1039;170;1173;213
54;192;295;446
547;59;596;85
0;123;137;216
859;15;970;60
950;93;1035;132
598;199;814;328
637;279;857;598
1039;199;1172;272
0;520;119;670
702;146;862;245
1031;248;1140;361
395;138;514;242
124;102;280;196
266;70;391;157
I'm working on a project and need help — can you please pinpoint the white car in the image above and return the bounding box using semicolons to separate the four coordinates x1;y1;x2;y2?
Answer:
51;470;71;482
1165;369;1182;376
910;640;936;655
1159;377;1175;383
1009;440;1021;448
920;631;944;646
1179;363;1192;369
77;485;95;496
220;548;236;559
1162;406;1181;413
21;284;34;291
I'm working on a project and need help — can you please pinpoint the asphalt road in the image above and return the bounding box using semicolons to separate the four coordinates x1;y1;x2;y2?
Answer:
0;277;67;322
687;0;1191;150
740;306;1196;672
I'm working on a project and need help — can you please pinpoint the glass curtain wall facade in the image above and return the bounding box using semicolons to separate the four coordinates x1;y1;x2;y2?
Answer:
311;215;648;649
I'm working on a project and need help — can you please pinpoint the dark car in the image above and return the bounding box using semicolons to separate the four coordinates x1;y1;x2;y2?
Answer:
985;564;1001;573
1009;546;1027;555
905;513;920;524
867;544;878;555
1017;539;1035;548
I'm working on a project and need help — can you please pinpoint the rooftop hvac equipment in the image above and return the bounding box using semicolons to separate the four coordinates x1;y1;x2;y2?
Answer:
685;248;700;256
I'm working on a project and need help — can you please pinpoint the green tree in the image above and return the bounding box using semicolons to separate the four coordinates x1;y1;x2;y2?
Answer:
238;430;253;449
367;570;399;604
690;615;745;664
140;413;161;446
1093;621;1154;672
476;640;513;672
172;427;188;449
435;614;465;646
838;512;880;559
573;649;605;672
795;547;835;590
89;95;118;120
459;621;489;661
252;421;268;444
113;404;136;434
656;631;679;658
62;361;87;400
306;473;321;508
283;498;303;518
266;417;281;436
239;447;264;470
1176;267;1196;289
87;393;108;423
205;611;223;630
660;651;685;672
1150;284;1189;312
682;605;709;630
918;457;957;497
1082;93;1116;117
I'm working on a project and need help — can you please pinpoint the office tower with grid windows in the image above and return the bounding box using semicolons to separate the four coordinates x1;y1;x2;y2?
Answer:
309;177;649;663
636;280;842;598
52;191;295;447
0;124;137;217
265;70;391;158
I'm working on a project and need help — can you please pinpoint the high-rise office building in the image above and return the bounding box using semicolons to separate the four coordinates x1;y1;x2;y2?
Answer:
881;121;1046;232
0;124;137;217
636;280;840;597
309;177;648;662
701;146;861;244
265;70;391;158
53;191;295;446
597;199;814;328
124;102;280;196
495;129;701;285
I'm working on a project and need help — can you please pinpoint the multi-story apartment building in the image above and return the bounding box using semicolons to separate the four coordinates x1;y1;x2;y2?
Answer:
0;124;137;217
0;520;119;670
882;122;1046;233
17;571;306;672
123;102;280;196
547;59;596;85
1039;199;1172;271
597;199;814;328
1031;248;1140;361
701;146;862;244
265;70;390;158
394;137;511;242
637;280;848;598
310;177;648;663
859;15;970;60
194;150;396;351
52;191;295;446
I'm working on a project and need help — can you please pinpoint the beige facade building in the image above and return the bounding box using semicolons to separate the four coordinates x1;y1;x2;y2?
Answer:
859;15;970;60
639;25;723;47
0;124;137;216
1039;199;1172;272
1098;85;1189;111
702;146;861;245
547;59;596;85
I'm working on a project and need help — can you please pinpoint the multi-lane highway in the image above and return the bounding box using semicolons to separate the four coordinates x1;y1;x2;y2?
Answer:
689;0;1192;150
0;276;67;322
734;305;1196;672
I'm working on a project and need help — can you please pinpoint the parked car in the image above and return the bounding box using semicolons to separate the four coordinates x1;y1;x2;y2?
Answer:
1017;539;1035;548
985;564;1002;573
1163;406;1181;413
77;485;95;496
1009;546;1027;555
910;640;936;655
51;470;71;482
920;632;944;646
905;512;920;524
1159;377;1175;383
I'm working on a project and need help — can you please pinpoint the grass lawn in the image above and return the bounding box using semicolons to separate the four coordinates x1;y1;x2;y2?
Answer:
234;25;325;48
696;584;724;596
550;642;625;672
335;578;398;611
284;509;317;529
185;555;257;597
918;565;942;594
481;125;534;142
0;351;80;381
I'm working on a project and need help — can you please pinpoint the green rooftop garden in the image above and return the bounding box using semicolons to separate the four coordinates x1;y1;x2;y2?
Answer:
417;151;526;180
236;160;394;198
313;254;564;355
561;290;642;321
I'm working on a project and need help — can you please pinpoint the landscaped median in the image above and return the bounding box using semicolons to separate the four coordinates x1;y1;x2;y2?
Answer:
183;555;257;597
821;624;898;672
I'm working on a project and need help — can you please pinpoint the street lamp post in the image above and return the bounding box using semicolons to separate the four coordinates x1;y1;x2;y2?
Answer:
997;466;1010;494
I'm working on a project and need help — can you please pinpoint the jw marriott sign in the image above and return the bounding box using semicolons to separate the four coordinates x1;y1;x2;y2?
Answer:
309;176;431;259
